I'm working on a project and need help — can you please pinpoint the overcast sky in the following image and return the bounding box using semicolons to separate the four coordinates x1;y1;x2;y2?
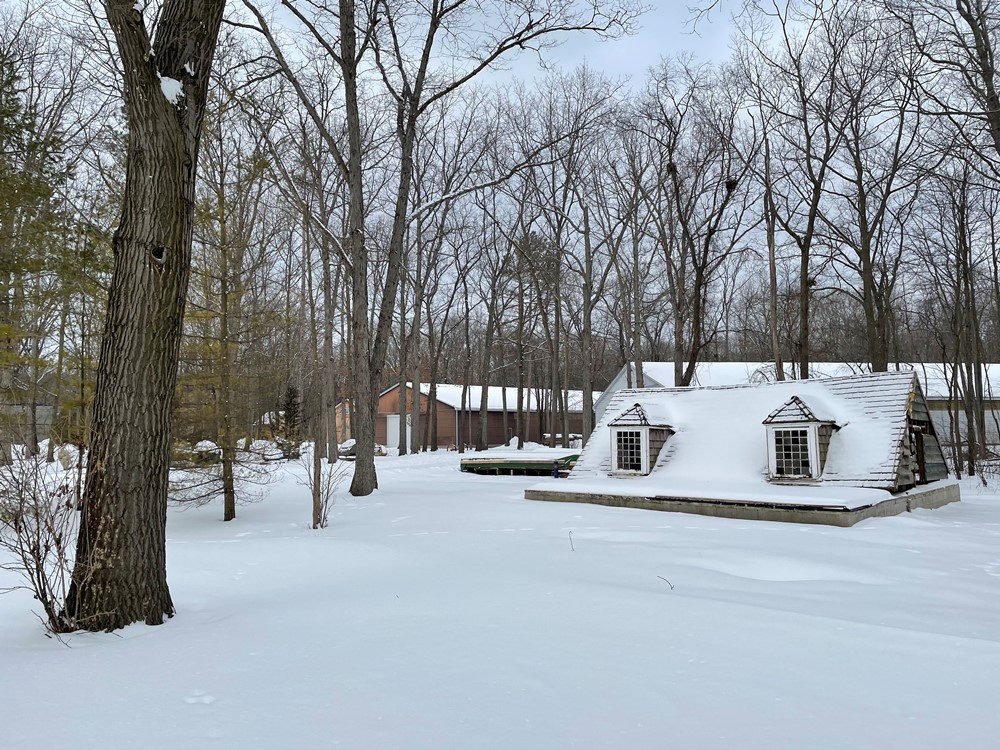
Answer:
504;5;735;86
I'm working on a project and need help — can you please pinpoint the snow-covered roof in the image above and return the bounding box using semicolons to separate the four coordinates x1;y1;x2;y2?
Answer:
575;371;920;492
388;383;599;413
763;395;840;426
594;361;1000;420
608;403;673;428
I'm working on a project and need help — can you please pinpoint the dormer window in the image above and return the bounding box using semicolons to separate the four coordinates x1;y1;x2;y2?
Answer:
609;404;673;476
763;396;840;481
771;427;815;477
614;429;645;472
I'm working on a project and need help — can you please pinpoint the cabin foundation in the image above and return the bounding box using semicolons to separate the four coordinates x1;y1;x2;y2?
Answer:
524;480;960;527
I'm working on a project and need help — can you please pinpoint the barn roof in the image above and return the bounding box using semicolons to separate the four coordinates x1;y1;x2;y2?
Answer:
574;370;920;491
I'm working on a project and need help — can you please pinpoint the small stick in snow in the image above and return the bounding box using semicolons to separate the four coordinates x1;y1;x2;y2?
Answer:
657;575;674;590
568;530;575;552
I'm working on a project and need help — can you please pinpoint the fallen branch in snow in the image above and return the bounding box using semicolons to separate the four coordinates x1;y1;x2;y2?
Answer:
568;530;575;552
657;575;675;590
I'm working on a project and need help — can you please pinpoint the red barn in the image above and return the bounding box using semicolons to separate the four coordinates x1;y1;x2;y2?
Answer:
376;383;592;451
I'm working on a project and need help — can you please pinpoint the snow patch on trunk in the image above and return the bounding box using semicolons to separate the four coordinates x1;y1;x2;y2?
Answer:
158;76;183;105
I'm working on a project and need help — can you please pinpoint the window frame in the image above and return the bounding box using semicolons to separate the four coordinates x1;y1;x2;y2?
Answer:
765;423;821;480
610;426;649;475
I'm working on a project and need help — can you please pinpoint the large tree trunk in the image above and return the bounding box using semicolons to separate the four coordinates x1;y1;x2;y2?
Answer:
396;271;409;456
515;272;525;449
798;244;811;380
762;129;785;382
64;0;225;632
408;235;424;454
219;183;236;521
458;280;473;453
477;303;497;451
631;231;645;390
342;0;379;495
311;412;323;528
580;237;594;445
323;247;339;463
425;296;441;450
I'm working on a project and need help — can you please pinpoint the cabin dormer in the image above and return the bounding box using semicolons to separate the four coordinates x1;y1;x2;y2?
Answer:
762;395;840;481
608;403;673;476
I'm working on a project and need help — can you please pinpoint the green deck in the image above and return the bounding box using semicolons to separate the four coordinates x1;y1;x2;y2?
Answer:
460;453;580;477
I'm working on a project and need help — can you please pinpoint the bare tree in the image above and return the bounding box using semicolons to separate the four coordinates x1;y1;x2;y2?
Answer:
735;0;848;378
887;0;1000;168
241;0;645;493
65;0;226;631
820;4;928;371
634;59;758;386
184;36;289;520
532;67;627;443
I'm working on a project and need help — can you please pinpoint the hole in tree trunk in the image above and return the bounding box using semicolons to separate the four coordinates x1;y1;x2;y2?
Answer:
151;246;166;264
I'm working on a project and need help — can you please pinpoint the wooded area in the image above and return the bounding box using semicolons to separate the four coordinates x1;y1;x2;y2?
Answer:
1;0;999;628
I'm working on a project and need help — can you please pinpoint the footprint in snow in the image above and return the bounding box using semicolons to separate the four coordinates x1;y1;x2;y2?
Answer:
184;690;216;705
978;561;1000;577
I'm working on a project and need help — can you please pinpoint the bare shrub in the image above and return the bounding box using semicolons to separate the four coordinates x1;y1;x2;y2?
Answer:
0;453;81;633
298;445;351;529
168;446;277;508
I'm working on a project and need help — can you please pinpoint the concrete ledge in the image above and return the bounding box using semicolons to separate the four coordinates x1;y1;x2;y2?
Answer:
523;480;960;527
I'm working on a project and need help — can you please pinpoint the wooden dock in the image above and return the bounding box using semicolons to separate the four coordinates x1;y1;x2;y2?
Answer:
460;449;580;477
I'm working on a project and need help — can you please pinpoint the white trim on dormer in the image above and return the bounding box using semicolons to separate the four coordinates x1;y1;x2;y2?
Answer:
765;422;821;479
610;425;650;475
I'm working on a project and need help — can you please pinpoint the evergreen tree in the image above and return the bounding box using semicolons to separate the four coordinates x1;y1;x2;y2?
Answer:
0;46;70;458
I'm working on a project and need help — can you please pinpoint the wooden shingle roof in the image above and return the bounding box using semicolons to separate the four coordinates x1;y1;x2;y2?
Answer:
763;395;839;426
608;403;673;429
573;370;927;492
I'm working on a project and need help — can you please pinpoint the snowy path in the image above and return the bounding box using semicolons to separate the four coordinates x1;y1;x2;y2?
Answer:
2;451;999;749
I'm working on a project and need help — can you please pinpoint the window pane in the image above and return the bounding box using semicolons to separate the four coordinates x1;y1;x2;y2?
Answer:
615;430;644;472
773;428;811;477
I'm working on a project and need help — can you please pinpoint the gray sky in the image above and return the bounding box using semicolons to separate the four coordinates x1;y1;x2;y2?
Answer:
505;5;735;86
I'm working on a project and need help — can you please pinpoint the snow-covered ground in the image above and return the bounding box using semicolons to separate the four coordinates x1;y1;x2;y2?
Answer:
2;450;999;749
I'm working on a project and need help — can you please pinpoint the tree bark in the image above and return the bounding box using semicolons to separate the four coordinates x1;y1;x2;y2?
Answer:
955;0;1000;159
762;127;785;381
397;270;409;455
322;245;338;462
46;286;70;463
341;0;378;495
631;230;645;390
64;0;225;631
477;301;497;451
219;208;236;522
